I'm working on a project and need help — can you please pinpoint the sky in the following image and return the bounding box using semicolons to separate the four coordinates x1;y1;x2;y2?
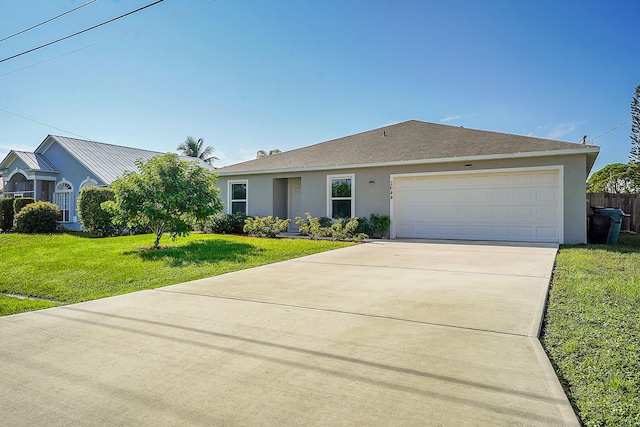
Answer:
0;0;639;173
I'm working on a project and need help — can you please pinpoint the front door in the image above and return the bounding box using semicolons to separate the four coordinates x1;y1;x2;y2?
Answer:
288;178;302;231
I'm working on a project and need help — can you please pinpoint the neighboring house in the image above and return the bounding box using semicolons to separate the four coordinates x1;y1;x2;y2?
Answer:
216;120;600;244
0;135;211;229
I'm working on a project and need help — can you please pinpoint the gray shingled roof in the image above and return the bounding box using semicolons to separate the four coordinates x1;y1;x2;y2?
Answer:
37;135;212;185
10;151;58;171
217;120;599;175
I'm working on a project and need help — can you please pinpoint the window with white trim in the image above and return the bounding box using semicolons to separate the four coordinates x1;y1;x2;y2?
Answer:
228;180;248;214
80;177;98;189
54;180;73;222
327;174;355;219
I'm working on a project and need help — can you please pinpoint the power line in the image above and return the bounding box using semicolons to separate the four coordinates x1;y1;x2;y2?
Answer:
0;108;90;139
0;0;218;78
588;118;632;144
0;0;165;64
0;0;97;43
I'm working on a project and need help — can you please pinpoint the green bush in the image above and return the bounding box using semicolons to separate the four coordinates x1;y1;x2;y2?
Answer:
0;198;14;231
243;216;291;238
369;214;391;238
331;217;368;242
77;187;122;237
203;212;247;234
15;201;60;233
295;213;367;242
296;212;332;239
13;197;34;215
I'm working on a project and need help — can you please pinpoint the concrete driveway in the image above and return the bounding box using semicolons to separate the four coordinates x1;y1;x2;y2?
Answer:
0;240;578;426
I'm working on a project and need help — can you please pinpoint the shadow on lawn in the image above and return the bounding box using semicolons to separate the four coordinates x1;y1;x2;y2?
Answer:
564;233;640;254
127;240;262;267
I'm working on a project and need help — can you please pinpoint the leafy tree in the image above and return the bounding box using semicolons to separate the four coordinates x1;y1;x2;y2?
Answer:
628;82;640;186
586;163;636;194
256;149;281;158
105;154;223;249
177;136;219;165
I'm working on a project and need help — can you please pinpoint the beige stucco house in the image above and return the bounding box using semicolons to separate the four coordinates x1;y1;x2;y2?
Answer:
216;120;599;244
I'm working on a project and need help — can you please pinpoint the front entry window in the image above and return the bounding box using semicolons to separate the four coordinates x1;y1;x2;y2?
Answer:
327;174;355;218
229;180;247;214
54;180;73;222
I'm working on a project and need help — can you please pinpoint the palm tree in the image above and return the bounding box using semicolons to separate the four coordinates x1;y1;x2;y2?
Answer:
256;148;282;158
177;136;218;165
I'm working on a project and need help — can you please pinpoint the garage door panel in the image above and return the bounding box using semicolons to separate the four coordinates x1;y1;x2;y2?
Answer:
536;190;558;203
536;227;559;239
394;170;561;243
535;171;559;186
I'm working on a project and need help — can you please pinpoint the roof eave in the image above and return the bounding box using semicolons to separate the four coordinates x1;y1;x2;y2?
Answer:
217;146;601;177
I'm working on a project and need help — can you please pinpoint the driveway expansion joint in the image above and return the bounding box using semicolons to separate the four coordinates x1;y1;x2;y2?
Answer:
155;288;532;338
291;259;549;279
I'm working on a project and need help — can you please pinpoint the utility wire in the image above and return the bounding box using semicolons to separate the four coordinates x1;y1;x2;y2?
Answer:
0;0;165;64
0;0;97;43
0;0;218;78
588;118;632;144
0;108;90;139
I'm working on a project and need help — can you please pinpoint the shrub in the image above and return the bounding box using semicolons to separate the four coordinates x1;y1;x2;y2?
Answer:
1;198;14;231
331;217;368;242
295;213;368;242
368;214;391;238
15;201;60;233
77;187;122;237
296;212;332;239
203;212;247;234
340;216;372;236
243;216;291;238
13;197;34;215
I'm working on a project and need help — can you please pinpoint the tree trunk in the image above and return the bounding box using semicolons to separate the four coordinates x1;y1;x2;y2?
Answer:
153;231;163;249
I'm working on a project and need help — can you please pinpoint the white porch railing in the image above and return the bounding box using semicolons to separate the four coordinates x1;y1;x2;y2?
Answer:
3;191;35;198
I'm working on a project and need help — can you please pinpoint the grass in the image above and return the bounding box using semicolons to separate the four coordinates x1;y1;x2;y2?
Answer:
542;233;640;426
0;294;61;316
0;232;353;316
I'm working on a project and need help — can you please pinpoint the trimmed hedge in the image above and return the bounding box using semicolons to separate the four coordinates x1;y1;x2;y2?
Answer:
0;198;14;231
77;187;122;237
15;201;60;233
13;197;34;215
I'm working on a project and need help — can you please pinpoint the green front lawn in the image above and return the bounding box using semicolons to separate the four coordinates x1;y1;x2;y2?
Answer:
542;234;640;426
0;233;353;316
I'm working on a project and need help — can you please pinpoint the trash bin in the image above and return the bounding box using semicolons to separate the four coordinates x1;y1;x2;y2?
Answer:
588;214;613;244
591;207;627;245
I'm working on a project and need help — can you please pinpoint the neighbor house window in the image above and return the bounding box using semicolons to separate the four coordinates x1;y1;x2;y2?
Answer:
228;180;248;214
79;177;98;189
327;174;355;218
54;180;73;222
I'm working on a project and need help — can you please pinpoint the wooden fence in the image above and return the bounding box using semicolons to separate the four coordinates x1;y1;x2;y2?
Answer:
587;193;640;233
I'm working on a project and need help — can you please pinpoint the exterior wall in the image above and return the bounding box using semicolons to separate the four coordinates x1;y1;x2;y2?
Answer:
217;153;590;244
39;142;102;229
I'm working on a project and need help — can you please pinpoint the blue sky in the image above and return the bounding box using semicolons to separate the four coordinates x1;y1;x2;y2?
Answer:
1;0;638;173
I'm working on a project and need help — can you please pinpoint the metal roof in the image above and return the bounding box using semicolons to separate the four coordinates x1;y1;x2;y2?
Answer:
39;136;212;185
217;120;600;175
12;151;58;171
46;136;166;184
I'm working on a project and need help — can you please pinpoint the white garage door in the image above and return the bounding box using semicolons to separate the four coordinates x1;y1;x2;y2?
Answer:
393;169;561;243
